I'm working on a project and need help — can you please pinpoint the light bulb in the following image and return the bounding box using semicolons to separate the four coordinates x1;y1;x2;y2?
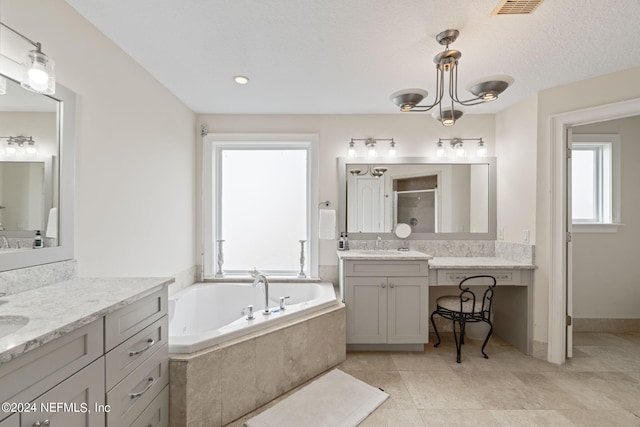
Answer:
477;140;487;157
455;143;465;158
435;140;445;157
388;142;396;157
347;141;356;157
26;144;37;155
368;146;376;157
5;143;16;155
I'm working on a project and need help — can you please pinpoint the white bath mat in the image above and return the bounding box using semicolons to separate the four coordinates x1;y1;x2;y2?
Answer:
245;368;388;427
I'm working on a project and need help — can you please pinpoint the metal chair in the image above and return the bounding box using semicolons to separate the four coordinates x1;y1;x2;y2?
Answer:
430;275;497;363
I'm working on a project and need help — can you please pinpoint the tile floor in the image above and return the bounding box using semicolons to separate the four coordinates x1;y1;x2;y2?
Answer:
227;331;640;426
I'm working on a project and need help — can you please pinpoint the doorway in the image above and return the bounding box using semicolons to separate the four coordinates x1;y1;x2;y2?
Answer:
549;98;640;364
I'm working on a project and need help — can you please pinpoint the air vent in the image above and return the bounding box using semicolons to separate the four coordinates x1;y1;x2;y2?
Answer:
492;0;543;15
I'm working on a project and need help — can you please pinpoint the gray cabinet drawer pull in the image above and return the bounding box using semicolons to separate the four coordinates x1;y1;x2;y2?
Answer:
381;283;386;288
129;338;156;356
129;377;158;398
389;283;395;288
33;421;50;427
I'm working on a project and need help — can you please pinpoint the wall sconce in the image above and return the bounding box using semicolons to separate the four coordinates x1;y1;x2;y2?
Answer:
347;138;397;157
349;165;388;178
2;136;37;155
436;138;485;158
1;21;56;94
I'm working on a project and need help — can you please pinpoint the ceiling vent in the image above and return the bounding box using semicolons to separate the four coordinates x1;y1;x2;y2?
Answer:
492;0;543;15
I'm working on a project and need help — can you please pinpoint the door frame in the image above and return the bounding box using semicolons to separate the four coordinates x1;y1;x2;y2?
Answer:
548;97;640;364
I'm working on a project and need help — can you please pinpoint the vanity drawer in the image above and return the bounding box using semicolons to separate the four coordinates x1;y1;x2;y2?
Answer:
130;385;169;427
106;343;169;427
0;319;103;406
105;288;167;351
435;269;523;286
106;316;168;390
345;260;429;277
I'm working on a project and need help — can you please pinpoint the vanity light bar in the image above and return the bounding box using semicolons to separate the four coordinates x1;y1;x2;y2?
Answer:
436;138;485;158
347;138;396;157
0;21;56;95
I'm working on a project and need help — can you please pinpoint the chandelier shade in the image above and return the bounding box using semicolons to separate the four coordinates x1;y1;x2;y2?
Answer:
391;29;511;126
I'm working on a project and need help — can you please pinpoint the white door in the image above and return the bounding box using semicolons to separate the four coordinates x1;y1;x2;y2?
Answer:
354;176;385;232
566;127;574;358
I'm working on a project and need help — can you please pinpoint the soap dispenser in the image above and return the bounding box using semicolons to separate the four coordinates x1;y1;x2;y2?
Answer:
33;230;44;249
338;232;345;251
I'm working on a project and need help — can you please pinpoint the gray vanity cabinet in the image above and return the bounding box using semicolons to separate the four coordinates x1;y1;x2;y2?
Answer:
0;286;168;427
344;260;429;347
20;358;105;427
0;414;17;427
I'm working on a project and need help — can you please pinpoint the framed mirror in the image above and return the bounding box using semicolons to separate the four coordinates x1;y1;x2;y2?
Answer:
0;73;76;271
337;156;496;240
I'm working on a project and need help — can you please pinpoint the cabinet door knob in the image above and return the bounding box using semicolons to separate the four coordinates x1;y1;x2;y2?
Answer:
381;283;386;288
389;283;395;288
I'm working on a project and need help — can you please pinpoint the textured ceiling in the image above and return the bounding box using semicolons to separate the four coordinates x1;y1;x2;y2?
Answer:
64;0;640;115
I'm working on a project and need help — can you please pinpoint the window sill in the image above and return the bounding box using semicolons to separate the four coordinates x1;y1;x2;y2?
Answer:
572;223;623;233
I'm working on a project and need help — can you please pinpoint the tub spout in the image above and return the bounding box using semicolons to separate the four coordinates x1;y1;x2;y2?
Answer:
250;269;271;315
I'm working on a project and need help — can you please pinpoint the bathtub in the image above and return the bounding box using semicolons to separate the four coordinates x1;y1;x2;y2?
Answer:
168;281;339;354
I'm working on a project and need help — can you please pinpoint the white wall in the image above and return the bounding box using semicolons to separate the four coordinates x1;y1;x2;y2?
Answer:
3;0;197;277
495;95;538;245
572;116;640;318
196;114;496;268
496;67;640;344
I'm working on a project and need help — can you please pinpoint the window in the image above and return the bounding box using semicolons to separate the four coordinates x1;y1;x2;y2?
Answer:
571;133;620;232
203;134;319;278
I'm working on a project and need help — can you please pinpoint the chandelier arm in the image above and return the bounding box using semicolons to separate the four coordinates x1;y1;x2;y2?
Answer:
449;66;491;105
404;64;448;112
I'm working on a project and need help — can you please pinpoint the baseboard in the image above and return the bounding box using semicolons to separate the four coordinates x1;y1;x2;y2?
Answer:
573;318;640;333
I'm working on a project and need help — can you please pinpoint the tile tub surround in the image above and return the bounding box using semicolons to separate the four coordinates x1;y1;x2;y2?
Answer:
169;304;346;427
0;276;173;363
0;260;76;296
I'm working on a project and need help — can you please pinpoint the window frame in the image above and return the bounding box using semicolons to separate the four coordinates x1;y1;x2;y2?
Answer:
571;133;621;233
202;133;319;279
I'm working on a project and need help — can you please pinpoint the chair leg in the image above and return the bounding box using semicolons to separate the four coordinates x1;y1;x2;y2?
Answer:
430;311;442;348
452;318;463;363
480;320;494;359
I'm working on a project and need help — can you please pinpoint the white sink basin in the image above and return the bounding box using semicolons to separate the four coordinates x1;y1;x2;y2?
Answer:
0;248;31;253
0;315;29;338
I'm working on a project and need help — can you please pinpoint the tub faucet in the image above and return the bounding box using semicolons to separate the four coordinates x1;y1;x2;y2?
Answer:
250;269;271;316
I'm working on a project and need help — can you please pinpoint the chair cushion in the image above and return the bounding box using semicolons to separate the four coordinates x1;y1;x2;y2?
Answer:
436;295;486;314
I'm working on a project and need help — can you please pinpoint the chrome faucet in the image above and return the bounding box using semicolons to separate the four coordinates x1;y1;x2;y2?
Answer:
250;269;271;315
375;236;382;251
0;235;9;249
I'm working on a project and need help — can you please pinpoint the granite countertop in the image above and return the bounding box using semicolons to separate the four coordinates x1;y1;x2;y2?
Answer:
337;250;433;261
0;277;173;364
428;257;536;269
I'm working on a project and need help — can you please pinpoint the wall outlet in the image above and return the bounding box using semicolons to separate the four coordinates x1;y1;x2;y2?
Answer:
497;228;504;240
523;229;530;244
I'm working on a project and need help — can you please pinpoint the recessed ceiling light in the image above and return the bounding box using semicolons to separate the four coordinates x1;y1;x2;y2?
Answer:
234;75;249;85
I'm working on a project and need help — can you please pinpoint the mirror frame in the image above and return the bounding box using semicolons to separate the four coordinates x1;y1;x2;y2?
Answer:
337;156;497;240
1;74;76;272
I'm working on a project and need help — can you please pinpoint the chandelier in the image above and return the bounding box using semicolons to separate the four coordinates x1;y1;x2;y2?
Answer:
390;29;511;126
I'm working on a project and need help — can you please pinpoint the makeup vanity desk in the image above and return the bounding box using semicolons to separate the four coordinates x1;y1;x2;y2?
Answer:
429;257;536;355
338;251;535;354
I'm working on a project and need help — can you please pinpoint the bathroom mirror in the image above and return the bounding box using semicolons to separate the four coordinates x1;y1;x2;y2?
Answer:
337;157;496;240
0;73;75;271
